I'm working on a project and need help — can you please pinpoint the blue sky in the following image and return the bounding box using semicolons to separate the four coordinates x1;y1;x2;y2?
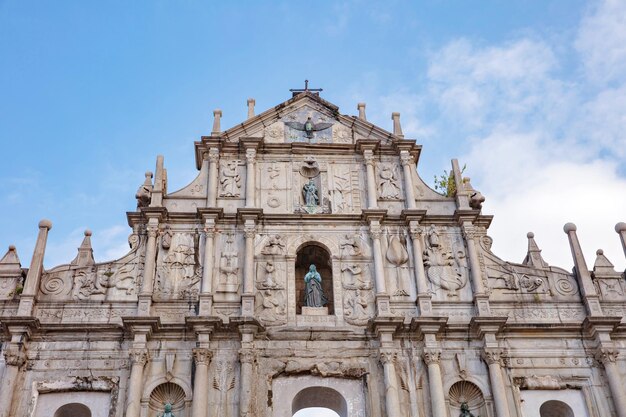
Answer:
2;0;625;278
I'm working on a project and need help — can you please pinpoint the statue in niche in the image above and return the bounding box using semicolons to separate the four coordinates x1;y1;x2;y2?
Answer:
344;289;371;325
304;264;328;307
386;235;410;296
423;227;466;296
378;164;401;199
303;179;319;206
459;402;476;417
157;403;175;417
219;160;241;197
340;234;362;257
218;234;239;292
261;235;285;255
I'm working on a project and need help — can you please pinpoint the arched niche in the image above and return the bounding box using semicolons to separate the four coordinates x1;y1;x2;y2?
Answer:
448;380;487;417
292;387;347;417
540;400;575;417
148;382;187;415
54;403;92;417
295;243;334;314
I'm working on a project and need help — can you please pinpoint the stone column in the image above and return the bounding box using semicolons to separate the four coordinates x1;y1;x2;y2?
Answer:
423;349;446;417
380;351;401;417
241;220;256;316
616;222;626;259
370;221;391;315
596;348;626;417
125;349;149;417
191;348;212;417
408;222;432;315
17;219;52;315
239;349;255;417
563;223;602;316
207;148;220;208
138;218;159;316
482;349;511;417
245;148;257;208
199;220;216;315
400;151;416;209
364;149;378;209
462;222;492;316
0;346;25;417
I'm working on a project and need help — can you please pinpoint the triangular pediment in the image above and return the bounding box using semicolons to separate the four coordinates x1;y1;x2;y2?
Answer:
219;92;398;144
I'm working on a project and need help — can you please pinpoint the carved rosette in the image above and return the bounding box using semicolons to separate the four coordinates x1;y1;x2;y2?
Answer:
422;348;442;365
193;348;213;366
595;348;619;365
129;349;149;367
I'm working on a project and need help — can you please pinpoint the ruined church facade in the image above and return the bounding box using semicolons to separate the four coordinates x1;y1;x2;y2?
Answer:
1;91;625;417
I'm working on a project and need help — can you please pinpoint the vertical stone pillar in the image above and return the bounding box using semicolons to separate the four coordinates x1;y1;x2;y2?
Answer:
369;221;391;315
423;349;446;417
125;349;149;417
212;109;222;135
199;218;216;315
482;349;511;417
596;348;626;417
616;222;626;259
17;219;52;316
408;222;432;315
400;151;416;209
242;220;256;316
239;349;255;417
207;148;220;208
245;148;256;208
563;223;603;316
138;217;159;316
364;149;378;209
191;348;212;417
461;222;491;315
0;345;25;417
380;351;402;417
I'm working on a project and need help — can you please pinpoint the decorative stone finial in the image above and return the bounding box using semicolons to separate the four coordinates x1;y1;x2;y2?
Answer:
247;98;255;119
135;171;153;208
522;231;548;268
212;109;222;135
0;245;21;268
38;219;52;230
563;223;577;233
615;222;626;233
391;112;404;138
592;248;619;278
357;103;367;120
71;228;95;267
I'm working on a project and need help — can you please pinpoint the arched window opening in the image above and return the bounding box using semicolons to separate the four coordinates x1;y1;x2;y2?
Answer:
540;400;575;417
293;408;340;417
53;403;92;417
292;387;347;417
296;244;333;314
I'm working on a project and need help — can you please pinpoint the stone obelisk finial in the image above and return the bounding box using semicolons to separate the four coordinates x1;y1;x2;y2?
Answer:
247;98;256;119
392;112;404;138
212;109;222;135
357;103;367;121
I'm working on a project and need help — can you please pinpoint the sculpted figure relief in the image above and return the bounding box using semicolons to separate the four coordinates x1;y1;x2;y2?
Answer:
344;289;372;325
340;234;362;257
378;164;401;199
423;227;467;297
261;235;286;255
135;171;153;208
219;160;241;197
304;264;328;307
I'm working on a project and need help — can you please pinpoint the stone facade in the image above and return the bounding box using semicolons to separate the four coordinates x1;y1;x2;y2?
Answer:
1;91;625;417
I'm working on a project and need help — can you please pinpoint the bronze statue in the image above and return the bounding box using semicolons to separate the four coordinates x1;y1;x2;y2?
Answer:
304;264;328;307
286;116;332;139
302;179;319;206
157;403;175;417
459;402;476;417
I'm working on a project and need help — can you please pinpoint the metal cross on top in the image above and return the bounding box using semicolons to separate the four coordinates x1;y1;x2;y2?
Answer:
290;79;323;97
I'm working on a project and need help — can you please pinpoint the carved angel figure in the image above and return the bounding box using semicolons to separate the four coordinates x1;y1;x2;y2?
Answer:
378;165;401;199
219;161;241;197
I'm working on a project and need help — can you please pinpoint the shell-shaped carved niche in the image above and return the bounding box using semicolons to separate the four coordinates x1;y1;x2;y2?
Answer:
448;380;484;408
149;382;186;413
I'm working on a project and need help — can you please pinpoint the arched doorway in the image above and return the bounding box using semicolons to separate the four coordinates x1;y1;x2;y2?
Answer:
540;400;574;417
292;387;347;417
296;243;334;314
293;408;340;417
53;403;92;417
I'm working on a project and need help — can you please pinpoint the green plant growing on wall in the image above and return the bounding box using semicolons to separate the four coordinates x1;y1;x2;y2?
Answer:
434;164;466;197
